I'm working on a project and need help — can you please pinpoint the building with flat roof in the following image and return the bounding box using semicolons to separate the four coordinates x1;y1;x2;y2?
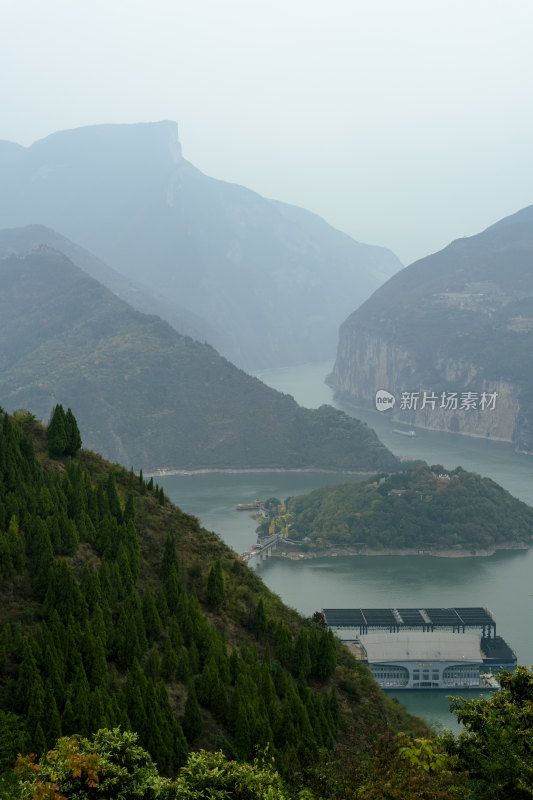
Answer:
322;607;516;689
359;632;495;689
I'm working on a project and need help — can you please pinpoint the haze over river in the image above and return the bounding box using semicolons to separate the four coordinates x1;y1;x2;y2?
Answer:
160;361;533;731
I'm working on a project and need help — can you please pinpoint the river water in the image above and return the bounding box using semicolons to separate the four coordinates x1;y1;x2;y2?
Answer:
159;361;533;731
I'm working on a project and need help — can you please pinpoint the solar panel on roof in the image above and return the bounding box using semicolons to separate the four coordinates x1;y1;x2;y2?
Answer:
322;607;496;631
322;609;366;626
362;609;397;624
397;609;425;625
455;608;494;624
426;609;462;625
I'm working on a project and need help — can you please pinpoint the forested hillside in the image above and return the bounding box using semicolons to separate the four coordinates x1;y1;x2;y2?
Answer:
0;410;424;797
0;247;398;473
272;464;533;553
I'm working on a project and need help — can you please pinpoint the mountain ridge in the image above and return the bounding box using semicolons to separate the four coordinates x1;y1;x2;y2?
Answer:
0;121;402;369
0;246;399;473
0;224;218;345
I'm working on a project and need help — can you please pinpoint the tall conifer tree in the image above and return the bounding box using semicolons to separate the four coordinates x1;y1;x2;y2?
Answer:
182;683;203;743
47;404;67;458
252;598;268;640
206;559;225;611
64;408;82;456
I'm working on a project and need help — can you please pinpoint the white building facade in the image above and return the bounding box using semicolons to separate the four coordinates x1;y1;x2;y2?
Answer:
359;632;484;689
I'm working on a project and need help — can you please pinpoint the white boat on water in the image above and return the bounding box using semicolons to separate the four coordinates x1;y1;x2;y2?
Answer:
392;429;416;437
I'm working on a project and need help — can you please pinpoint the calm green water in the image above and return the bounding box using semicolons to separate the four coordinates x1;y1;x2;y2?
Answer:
159;361;533;731
254;361;533;504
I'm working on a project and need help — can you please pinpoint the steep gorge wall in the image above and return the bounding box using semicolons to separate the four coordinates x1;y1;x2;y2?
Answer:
328;206;533;455
330;328;525;447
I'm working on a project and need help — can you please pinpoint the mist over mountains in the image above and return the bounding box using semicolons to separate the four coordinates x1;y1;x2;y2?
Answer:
0;121;401;370
0;224;218;345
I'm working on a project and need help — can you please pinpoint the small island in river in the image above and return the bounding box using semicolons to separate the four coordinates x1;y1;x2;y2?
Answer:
257;464;533;557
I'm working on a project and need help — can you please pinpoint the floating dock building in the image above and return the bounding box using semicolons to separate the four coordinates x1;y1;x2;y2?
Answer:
322;607;516;689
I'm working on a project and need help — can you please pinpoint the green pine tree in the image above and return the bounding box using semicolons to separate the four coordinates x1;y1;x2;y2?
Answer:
182;683;203;743
274;621;292;663
144;644;161;682
32;723;47;757
44;694;62;748
161;532;179;581
142;588;162;642
292;629;311;678
252;598;268;640
233;702;252;759
47;404;67;458
88;688;105;734
0;710;25;778
64;408;82;456
70;662;91;736
123;488;135;523
106;471;123;523
161;638;179;682
61;697;76;736
176;646;192;682
155;588;170;626
315;628;337;680
206;558;225;611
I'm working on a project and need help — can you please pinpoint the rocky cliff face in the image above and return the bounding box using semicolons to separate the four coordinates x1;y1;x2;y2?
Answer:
331;330;522;444
328;205;533;453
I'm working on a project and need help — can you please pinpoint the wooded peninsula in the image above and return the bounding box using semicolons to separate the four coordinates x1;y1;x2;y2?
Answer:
260;464;533;555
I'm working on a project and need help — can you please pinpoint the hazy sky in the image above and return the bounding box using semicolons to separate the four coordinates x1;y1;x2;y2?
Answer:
2;0;533;264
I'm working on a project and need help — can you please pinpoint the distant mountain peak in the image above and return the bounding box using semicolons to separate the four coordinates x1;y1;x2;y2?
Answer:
24;120;183;168
0;121;401;369
30;118;180;146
